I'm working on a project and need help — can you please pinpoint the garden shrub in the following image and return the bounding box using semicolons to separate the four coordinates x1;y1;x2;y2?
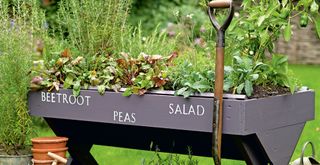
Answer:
0;0;46;154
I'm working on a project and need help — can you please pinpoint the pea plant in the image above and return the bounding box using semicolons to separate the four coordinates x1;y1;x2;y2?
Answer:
227;0;320;61
222;0;319;96
171;0;320;97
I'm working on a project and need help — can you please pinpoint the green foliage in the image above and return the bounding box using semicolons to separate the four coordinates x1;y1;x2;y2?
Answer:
169;0;320;97
314;14;320;38
129;0;206;35
31;0;320;98
32;1;215;98
33;50;178;96
224;56;262;96
296;0;320;36
0;0;45;155
227;0;320;61
228;1;284;60
142;146;199;165
169;60;215;98
53;0;132;58
224;54;296;96
118;53;177;96
218;0;319;96
31;0;179;96
119;25;177;58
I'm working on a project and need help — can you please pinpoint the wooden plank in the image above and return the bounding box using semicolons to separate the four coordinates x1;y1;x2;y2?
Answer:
29;90;214;133
28;90;314;134
243;91;315;133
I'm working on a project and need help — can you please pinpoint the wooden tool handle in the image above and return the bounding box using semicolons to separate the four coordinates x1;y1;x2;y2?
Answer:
208;0;231;8
48;152;68;164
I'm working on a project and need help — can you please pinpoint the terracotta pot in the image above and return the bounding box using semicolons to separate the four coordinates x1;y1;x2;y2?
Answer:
32;159;64;165
32;147;68;160
32;137;68;149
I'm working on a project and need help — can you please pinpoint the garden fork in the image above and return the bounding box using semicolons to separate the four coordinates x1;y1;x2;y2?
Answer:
207;0;234;165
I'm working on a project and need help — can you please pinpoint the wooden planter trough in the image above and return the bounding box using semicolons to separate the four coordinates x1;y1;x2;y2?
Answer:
28;88;315;165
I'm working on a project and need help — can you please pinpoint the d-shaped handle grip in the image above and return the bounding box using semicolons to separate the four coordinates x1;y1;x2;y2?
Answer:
208;0;231;8
208;0;234;47
208;0;234;32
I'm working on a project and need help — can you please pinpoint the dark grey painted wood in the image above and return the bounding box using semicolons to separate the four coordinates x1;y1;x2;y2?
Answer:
243;91;314;134
28;90;315;134
28;89;315;165
256;123;305;165
29;90;214;132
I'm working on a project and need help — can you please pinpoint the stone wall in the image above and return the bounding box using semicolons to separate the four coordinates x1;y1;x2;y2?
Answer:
275;17;320;64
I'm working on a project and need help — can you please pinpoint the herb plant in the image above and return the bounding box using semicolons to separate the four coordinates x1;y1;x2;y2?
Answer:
0;0;45;155
53;0;132;58
169;56;215;98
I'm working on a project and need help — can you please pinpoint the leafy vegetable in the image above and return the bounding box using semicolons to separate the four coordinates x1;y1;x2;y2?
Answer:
284;22;292;42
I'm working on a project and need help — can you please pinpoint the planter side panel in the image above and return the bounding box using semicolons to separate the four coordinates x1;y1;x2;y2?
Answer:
243;91;315;133
29;90;314;135
29;90;218;132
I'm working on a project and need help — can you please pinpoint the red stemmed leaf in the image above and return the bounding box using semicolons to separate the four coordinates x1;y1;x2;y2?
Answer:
167;52;178;64
61;48;71;58
129;59;139;66
138;89;147;95
153;77;167;87
31;76;43;85
116;59;128;68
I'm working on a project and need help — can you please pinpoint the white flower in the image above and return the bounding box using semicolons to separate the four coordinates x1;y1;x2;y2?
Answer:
33;60;44;65
186;13;194;19
249;51;254;55
174;10;180;17
142;37;146;42
234;12;240;17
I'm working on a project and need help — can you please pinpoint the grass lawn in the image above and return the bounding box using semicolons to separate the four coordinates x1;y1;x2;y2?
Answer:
289;65;320;161
35;64;320;165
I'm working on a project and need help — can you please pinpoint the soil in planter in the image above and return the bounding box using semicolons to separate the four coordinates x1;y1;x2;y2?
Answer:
0;145;31;156
0;146;32;165
250;85;290;98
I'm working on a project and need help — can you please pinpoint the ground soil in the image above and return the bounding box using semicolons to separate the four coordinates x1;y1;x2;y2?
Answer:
250;85;290;98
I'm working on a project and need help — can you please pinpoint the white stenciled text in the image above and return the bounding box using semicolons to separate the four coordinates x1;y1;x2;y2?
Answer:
41;92;91;106
113;111;136;123
169;103;205;116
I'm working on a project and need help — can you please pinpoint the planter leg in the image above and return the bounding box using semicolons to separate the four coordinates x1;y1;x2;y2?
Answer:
235;135;269;165
45;118;98;165
66;158;73;165
256;123;305;165
67;142;97;165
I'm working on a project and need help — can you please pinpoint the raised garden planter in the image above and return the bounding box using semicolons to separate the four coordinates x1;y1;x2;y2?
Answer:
28;89;315;165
